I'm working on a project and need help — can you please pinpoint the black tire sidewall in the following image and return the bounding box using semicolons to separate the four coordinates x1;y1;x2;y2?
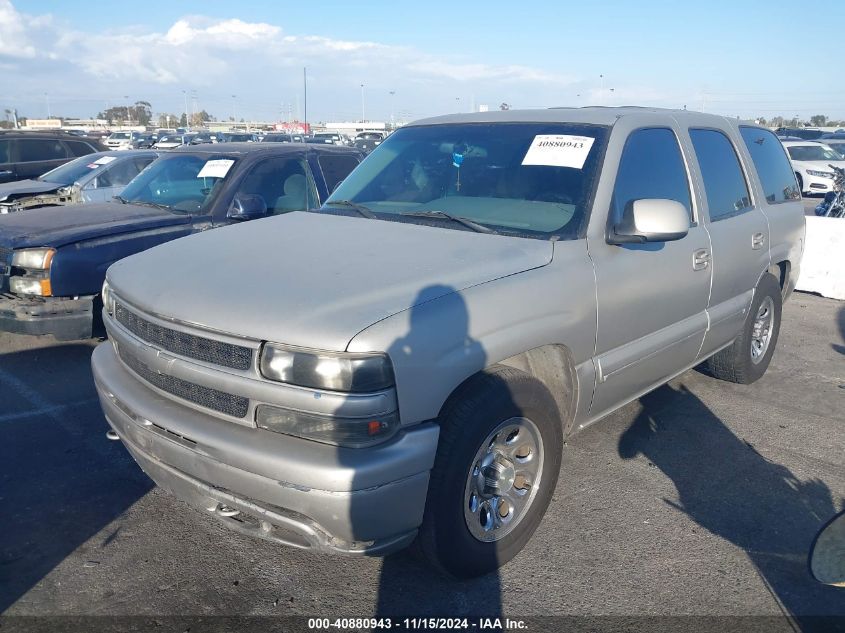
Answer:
422;367;563;578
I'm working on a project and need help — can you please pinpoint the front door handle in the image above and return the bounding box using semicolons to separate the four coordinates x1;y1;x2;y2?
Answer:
752;232;766;250
693;248;710;271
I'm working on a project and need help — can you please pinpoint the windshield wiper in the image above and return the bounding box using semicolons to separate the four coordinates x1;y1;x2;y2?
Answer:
113;195;128;204
401;210;497;234
128;200;172;212
325;200;377;219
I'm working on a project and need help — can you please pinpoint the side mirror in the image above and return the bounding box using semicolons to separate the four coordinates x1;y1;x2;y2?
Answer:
227;194;268;221
609;198;690;244
810;510;845;586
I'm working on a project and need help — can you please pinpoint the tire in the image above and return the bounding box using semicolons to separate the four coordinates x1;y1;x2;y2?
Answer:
418;365;563;578
796;173;804;194
706;273;782;384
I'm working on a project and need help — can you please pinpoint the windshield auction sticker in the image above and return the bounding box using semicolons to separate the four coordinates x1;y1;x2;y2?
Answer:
521;134;595;169
197;159;235;179
93;156;117;165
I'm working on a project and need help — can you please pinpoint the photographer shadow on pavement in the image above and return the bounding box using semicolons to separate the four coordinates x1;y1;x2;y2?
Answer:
618;383;844;630
342;284;505;617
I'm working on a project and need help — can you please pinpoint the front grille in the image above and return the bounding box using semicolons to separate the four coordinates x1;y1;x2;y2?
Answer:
118;347;250;418
114;301;253;371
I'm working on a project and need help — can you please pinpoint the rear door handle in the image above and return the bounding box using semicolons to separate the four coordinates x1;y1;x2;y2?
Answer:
693;248;710;271
752;232;766;250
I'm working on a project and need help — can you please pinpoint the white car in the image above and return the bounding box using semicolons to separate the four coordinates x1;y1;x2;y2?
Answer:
781;140;845;195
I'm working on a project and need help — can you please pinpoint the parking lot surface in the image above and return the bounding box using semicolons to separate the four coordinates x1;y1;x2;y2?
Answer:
1;293;843;627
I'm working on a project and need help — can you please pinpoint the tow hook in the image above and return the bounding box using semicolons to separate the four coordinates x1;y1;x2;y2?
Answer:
105;429;120;441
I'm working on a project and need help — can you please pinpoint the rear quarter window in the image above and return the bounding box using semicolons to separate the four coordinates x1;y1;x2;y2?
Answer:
739;127;800;204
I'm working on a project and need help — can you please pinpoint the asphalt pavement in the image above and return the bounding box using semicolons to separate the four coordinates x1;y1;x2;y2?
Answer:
1;293;843;630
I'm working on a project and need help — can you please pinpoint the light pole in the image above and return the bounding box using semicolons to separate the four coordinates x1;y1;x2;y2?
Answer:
231;95;236;123
360;84;365;123
389;90;395;130
44;92;51;119
182;90;188;128
124;95;130;126
599;74;604;106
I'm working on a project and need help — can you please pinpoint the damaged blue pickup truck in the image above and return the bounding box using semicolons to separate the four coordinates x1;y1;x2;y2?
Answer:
0;142;363;339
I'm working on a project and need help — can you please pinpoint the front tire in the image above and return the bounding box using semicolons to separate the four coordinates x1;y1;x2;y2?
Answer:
705;273;782;384
418;365;563;578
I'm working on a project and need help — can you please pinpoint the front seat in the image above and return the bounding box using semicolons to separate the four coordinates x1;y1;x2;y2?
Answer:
274;173;307;212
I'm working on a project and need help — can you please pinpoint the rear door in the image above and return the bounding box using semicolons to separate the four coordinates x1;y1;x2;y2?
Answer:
682;126;770;357
587;121;713;420
15;138;72;179
0;139;14;183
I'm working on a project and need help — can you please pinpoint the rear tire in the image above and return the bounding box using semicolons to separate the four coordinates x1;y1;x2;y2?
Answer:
706;273;782;384
418;365;563;578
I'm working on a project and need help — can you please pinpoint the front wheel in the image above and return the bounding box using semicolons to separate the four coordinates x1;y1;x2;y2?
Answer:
418;365;563;578
705;273;782;384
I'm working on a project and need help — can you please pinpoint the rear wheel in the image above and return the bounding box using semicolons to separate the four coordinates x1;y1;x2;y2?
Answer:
418;365;563;578
705;273;782;384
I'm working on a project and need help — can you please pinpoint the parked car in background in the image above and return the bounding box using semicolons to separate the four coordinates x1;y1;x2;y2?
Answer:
313;132;347;145
105;131;145;150
0;150;158;213
353;138;381;154
190;132;220;145
261;133;294;143
129;133;158;149
0;143;364;340
820;139;845;157
774;127;824;141
0;131;104;184
781;140;845;195
221;132;258;143
92;108;803;577
356;131;385;141
154;133;197;149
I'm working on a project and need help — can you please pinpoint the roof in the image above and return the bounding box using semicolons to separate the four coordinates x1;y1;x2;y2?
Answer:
171;142;362;156
408;106;760;130
780;140;828;147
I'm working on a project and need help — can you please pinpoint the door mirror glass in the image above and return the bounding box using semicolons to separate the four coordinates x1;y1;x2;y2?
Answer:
227;194;268;221
810;510;845;586
609;198;690;244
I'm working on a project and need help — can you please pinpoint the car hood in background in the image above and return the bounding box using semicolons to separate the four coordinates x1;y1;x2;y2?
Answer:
0;202;192;249
108;212;554;351
792;159;845;174
0;179;62;201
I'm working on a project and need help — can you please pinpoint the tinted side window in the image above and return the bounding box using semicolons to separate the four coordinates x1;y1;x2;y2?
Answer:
611;128;692;223
689;129;752;221
99;158;144;188
236;157;317;215
17;139;69;162
739;127;800;204
0;140;9;163
67;140;97;157
319;154;361;193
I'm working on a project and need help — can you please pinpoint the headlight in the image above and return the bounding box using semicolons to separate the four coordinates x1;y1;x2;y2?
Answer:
259;343;394;392
255;404;399;448
101;279;114;316
807;170;834;178
10;277;51;296
12;247;55;270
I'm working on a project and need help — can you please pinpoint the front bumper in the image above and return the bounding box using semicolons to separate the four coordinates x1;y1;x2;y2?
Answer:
802;174;834;195
0;293;93;339
92;342;439;555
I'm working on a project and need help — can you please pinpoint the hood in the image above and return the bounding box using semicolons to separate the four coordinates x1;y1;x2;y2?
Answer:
109;212;553;351
0;202;192;249
794;159;845;174
0;179;62;201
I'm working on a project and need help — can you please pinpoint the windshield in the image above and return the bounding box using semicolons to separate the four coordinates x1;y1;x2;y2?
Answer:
326;122;608;239
109;132;132;140
787;145;843;161
118;153;234;214
39;154;111;184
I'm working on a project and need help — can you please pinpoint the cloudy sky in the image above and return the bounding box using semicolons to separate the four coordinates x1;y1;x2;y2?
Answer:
3;0;845;124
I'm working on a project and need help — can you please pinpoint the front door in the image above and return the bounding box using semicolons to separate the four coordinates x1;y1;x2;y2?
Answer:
587;124;713;421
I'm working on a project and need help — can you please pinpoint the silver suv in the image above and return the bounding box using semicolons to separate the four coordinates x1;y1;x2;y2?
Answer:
93;108;805;577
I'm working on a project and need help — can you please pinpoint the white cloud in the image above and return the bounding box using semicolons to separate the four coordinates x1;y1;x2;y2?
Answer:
0;1;586;120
